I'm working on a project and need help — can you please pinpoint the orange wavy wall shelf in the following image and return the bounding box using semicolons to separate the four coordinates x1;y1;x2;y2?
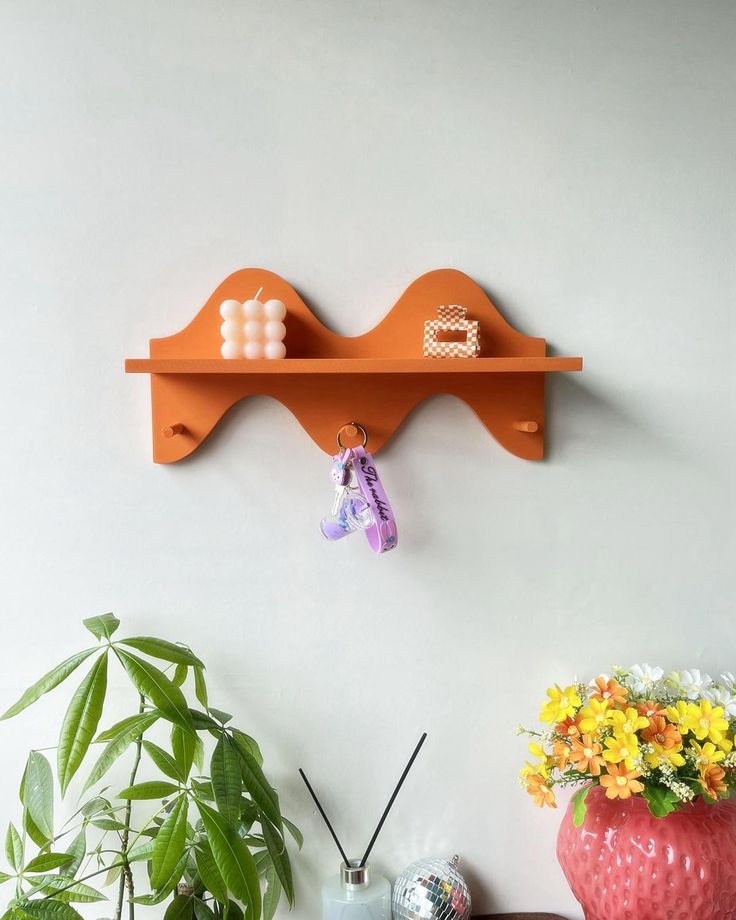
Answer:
125;268;583;462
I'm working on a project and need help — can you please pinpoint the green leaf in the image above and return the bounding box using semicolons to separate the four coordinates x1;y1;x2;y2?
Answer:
1;649;98;721
0;871;10;884
115;649;193;732
27;875;106;903
131;853;188;904
189;710;219;731
118;638;203;668
193;735;204;773
196;802;261;918
82;613;120;641
282;816;303;850
83;711;159;792
143;741;184;782
118;781;180;800
222;902;243;920
193;898;216;920
164;896;193;920
643;784;679;818
230;730;262;767
64;828;86;876
22;806;47;849
24;853;75;873
95;710;160;743
195;841;227;903
261;818;294;907
571;784;592;828
194;667;208;709
208;709;232;726
151;795;188;889
231;733;281;829
172;724;196;780
173;664;188;687
263;860;282;920
89;817;127;831
6;822;23;871
58;654;108;795
12;901;83;920
21;751;54;840
211;736;242;827
127;840;155;863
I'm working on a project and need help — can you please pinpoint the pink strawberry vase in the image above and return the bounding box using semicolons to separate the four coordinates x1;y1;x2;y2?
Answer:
557;784;736;919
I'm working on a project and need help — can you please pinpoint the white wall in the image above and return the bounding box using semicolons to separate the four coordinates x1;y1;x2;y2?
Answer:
1;1;734;917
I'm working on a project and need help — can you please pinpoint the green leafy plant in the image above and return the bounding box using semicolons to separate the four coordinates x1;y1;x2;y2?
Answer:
0;614;301;920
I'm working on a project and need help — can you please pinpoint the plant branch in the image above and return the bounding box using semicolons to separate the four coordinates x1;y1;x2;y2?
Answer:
115;694;145;920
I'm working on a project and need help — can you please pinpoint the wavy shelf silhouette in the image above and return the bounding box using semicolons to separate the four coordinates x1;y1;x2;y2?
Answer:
125;268;583;462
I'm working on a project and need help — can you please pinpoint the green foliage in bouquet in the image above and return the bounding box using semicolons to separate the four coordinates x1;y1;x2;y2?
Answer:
0;614;301;920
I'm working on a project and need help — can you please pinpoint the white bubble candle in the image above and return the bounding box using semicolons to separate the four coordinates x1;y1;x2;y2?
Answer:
219;291;287;359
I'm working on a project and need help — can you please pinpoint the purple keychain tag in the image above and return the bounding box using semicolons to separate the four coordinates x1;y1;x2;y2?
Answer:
350;446;398;553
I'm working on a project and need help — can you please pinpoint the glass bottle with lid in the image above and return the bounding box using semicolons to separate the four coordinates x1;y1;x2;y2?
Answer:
321;860;391;920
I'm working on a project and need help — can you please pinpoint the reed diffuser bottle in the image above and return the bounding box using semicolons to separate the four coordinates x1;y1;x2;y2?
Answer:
300;733;427;920
321;860;391;920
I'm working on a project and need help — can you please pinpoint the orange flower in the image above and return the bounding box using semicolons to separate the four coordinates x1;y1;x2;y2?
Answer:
552;740;572;770
641;716;681;750
636;699;666;719
569;734;605;776
590;676;628;707
599;764;645;800
701;764;728;799
526;773;557;808
555;715;583;738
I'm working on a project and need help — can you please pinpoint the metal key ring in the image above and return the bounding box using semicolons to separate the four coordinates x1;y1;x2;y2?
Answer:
337;422;368;450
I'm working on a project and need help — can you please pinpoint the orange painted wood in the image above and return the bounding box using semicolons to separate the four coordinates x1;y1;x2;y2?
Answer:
125;268;582;463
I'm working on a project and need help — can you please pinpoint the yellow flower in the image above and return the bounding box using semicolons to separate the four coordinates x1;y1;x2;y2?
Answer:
666;701;690;732
685;700;729;743
644;744;686;770
520;759;550;780
602;733;640;770
540;685;582;724
578;698;611;734
609;707;649;737
690;740;725;769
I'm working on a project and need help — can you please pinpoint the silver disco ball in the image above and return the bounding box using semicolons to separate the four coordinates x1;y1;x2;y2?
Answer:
392;854;472;920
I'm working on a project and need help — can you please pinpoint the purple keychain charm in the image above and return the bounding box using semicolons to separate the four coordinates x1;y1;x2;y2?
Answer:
319;427;398;553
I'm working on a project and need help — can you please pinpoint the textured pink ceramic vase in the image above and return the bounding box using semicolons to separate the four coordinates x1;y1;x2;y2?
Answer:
557;785;736;920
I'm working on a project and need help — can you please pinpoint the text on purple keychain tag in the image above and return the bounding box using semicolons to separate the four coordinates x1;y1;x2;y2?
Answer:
351;446;398;553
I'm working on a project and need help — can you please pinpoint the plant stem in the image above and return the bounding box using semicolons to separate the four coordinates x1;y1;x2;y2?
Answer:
115;694;145;920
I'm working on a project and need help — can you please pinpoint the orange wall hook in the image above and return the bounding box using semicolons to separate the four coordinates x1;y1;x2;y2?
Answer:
125;268;582;462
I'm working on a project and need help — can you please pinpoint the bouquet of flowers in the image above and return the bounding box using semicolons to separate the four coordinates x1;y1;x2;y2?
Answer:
519;664;736;821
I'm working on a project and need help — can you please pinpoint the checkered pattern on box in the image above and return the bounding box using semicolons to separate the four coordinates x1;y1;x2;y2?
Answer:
423;304;480;358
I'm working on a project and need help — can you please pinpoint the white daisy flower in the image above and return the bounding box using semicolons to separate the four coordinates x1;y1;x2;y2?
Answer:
703;684;736;718
627;664;664;695
677;669;714;700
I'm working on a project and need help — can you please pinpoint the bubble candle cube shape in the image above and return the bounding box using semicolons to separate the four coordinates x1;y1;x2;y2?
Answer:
219;299;245;358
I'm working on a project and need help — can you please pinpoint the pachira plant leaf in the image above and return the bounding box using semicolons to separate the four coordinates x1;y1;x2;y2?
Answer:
114;649;193;732
192;898;216;920
194;667;208;709
11;900;84;920
194;841;228;904
58;653;109;795
208;709;232;726
282;816;303;850
82;613;120;641
1;649;98;721
150;795;189;890
211;735;242;827
63;828;86;876
83;711;160;792
95;710;161;744
118;781;181;800
163;895;194;920
118;638;204;669
23;852;75;873
173;664;188;687
143;741;184;782
5;822;23;871
261;818;294;907
230;730;263;767
172;724;197;780
262;861;282;920
131;853;189;905
21;752;54;840
24;875;107;903
196;802;261;918
230;735;281;830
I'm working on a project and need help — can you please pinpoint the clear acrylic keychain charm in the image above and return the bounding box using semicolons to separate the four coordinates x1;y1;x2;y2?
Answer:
319;425;398;554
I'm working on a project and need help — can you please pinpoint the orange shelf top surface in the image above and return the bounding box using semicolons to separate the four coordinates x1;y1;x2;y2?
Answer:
125;356;583;375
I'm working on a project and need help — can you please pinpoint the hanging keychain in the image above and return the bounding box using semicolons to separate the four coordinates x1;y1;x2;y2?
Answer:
319;424;397;553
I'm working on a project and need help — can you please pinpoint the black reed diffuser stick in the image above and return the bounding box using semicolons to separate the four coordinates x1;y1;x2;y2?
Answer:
358;731;427;868
299;767;351;868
